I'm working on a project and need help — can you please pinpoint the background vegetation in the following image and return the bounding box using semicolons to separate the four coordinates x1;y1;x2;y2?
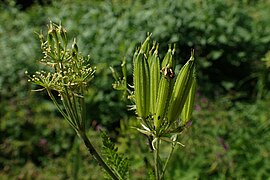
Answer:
0;0;270;179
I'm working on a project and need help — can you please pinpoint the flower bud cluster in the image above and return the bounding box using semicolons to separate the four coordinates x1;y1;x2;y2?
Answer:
27;21;95;95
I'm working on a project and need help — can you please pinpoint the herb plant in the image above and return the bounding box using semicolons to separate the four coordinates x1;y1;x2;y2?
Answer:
27;22;196;180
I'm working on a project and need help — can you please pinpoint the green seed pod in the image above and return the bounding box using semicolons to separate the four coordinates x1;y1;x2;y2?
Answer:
49;27;58;45
161;47;172;67
110;66;120;81
121;58;127;80
167;50;195;123
59;26;68;47
154;74;171;130
72;39;79;57
140;35;151;54
154;48;174;131
180;77;196;124
149;45;160;114
133;40;150;118
47;33;53;48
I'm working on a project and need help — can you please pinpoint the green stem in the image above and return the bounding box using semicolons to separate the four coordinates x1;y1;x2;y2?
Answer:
160;136;177;179
78;131;120;180
47;89;77;130
154;138;161;180
80;87;86;131
62;94;79;127
71;93;81;126
59;61;80;127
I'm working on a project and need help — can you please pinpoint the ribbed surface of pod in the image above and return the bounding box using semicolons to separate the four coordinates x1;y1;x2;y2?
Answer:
167;52;195;123
149;47;160;114
133;37;150;118
153;48;174;131
180;77;197;124
154;75;171;130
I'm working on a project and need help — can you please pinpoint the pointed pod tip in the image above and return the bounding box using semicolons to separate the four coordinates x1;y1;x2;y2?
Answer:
109;66;114;72
172;44;176;54
140;35;151;53
146;32;152;38
121;58;126;67
190;49;195;61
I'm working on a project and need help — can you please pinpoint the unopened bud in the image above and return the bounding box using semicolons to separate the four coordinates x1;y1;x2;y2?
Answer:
180;77;196;124
72;39;78;57
59;26;68;46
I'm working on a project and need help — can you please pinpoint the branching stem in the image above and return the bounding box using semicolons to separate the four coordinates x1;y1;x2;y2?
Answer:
78;131;120;180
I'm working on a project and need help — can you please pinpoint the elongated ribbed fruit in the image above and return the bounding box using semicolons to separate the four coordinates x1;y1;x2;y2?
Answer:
133;37;150;118
167;50;196;123
180;77;196;124
149;45;160;114
154;48;174;130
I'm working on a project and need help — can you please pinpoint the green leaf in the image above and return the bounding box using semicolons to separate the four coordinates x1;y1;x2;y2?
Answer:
101;131;129;180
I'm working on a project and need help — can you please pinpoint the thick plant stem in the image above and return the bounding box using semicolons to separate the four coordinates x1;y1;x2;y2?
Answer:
79;131;119;180
154;138;161;180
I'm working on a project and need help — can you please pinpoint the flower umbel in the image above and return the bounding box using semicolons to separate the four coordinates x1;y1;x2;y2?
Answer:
26;22;95;132
27;22;127;180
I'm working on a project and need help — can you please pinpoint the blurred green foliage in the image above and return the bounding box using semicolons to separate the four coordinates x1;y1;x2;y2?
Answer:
118;95;270;179
2;95;269;179
1;0;270;179
164;95;270;179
